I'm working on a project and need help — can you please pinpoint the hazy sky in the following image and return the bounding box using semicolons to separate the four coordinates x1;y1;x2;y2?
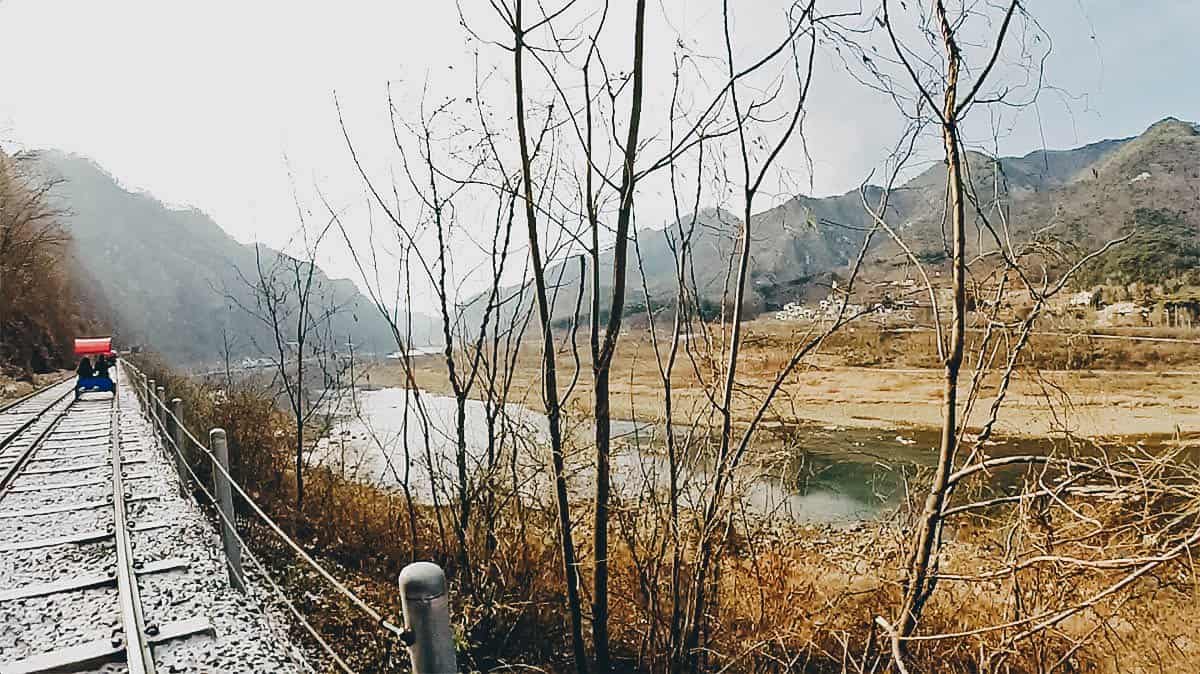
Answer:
2;1;1197;303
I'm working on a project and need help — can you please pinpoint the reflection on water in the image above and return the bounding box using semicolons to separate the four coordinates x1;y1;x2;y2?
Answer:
322;387;969;524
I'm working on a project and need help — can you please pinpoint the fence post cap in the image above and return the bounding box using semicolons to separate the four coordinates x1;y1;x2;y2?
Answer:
171;397;183;405
209;428;227;441
399;562;447;600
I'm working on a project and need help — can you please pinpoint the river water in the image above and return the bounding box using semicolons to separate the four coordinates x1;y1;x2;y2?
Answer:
318;386;1048;524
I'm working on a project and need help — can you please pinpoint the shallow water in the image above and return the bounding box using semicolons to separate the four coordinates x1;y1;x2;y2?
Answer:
319;386;1056;524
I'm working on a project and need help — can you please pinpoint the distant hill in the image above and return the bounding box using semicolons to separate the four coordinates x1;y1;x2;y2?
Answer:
515;117;1200;323
35;151;426;365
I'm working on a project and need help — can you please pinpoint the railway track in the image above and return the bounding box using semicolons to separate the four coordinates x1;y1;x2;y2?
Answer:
0;377;71;414
0;380;75;486
0;371;214;673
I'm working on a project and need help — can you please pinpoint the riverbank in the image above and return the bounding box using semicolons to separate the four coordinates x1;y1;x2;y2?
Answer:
364;325;1200;440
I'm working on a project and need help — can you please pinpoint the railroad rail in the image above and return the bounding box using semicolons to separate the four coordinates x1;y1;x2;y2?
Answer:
0;370;299;673
0;380;75;489
0;376;72;415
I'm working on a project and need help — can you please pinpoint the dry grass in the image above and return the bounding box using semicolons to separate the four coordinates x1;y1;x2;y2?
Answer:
134;352;1200;673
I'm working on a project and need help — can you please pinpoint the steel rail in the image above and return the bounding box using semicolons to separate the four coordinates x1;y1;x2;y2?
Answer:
0;371;213;673
110;388;157;674
0;375;72;415
0;384;74;456
0;395;75;497
0;377;73;421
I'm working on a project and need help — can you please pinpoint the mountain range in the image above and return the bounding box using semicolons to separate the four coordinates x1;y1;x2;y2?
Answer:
32;117;1199;364
528;117;1200;323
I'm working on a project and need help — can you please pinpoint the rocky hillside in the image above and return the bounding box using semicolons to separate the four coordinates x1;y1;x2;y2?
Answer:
528;117;1199;322
35;151;406;365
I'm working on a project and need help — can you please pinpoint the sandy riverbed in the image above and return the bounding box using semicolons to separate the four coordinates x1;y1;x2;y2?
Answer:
364;349;1200;440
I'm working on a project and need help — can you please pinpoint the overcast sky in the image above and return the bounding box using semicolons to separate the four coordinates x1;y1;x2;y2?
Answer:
1;1;1197;306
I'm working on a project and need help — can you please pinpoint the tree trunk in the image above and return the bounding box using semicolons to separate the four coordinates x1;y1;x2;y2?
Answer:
454;393;472;588
590;3;647;668
592;365;612;669
295;413;305;515
513;4;588;671
684;201;752;672
897;0;965;641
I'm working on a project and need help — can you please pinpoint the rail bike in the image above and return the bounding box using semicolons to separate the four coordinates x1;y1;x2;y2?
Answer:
74;336;117;399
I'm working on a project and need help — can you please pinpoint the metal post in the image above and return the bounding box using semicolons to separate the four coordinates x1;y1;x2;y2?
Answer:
209;428;245;591
169;398;189;497
147;378;156;416
399;562;457;674
154;386;166;441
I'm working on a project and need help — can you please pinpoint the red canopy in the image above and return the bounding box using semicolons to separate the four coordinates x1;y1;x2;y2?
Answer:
75;337;113;356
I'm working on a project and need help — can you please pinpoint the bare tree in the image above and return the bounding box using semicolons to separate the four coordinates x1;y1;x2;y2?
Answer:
675;3;826;669
226;214;347;514
298;1;1186;670
497;1;839;666
334;58;541;593
843;3;1170;670
507;2;591;667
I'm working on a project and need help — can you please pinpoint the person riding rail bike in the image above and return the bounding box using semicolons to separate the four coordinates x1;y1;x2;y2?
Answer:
74;337;116;399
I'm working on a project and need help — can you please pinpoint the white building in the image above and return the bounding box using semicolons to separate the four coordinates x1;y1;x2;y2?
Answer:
1068;290;1096;307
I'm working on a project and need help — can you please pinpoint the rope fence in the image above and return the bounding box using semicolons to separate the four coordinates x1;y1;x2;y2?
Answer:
119;360;456;674
143;397;355;672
